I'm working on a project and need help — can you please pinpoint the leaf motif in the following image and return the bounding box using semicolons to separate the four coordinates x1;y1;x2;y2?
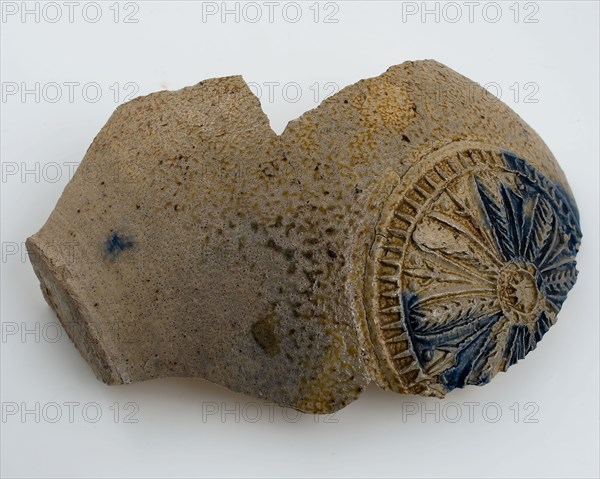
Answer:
503;324;536;370
440;313;502;390
403;257;477;287
499;183;525;257
412;217;471;256
393;152;582;392
544;263;578;290
410;305;500;352
524;195;554;262
537;218;569;270
503;149;581;257
542;263;578;308
475;177;516;261
427;211;504;270
402;289;502;375
444;188;498;252
463;321;500;386
534;310;552;342
419;242;499;280
414;297;500;336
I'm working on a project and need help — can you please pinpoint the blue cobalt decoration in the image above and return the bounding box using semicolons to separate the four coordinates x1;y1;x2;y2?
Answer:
400;151;582;391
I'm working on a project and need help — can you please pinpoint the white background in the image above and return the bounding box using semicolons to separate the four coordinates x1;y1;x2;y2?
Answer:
1;1;599;478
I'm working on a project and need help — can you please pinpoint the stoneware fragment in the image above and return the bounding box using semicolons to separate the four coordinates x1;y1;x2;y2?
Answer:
27;61;582;413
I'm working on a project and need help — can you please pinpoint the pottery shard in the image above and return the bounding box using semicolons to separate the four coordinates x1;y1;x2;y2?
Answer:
27;60;581;413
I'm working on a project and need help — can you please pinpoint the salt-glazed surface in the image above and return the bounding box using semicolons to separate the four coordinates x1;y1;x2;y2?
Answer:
27;61;581;413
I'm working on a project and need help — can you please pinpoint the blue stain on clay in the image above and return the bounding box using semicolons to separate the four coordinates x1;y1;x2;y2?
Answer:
401;151;582;392
105;232;133;257
404;288;502;391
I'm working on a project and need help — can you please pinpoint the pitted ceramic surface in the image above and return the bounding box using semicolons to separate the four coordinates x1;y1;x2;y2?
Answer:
27;61;581;412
